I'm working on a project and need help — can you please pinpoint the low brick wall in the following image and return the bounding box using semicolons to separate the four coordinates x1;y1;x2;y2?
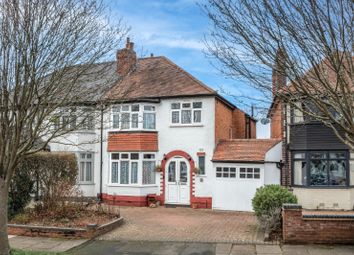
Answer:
8;217;123;239
283;204;354;244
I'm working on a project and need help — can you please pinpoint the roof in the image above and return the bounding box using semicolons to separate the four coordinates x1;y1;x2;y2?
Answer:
212;139;281;162
105;56;217;101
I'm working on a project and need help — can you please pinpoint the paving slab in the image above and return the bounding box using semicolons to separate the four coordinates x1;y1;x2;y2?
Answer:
230;244;256;255
216;243;232;255
9;236;88;253
256;244;282;254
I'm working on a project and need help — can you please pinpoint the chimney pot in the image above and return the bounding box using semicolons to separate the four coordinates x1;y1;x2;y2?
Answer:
150;53;154;57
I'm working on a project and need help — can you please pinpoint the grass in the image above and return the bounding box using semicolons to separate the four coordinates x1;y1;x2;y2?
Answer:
11;250;66;255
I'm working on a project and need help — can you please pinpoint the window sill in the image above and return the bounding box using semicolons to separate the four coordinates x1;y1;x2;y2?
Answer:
169;124;204;128
78;182;95;185
108;129;157;133
107;184;158;188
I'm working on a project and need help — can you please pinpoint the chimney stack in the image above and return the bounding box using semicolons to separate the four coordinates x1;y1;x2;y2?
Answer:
117;37;137;76
272;48;287;97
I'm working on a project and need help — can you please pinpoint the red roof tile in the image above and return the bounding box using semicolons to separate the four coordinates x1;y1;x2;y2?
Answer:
212;139;281;162
105;56;216;101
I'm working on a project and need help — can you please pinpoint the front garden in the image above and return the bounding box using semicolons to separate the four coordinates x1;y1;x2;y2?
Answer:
8;152;122;239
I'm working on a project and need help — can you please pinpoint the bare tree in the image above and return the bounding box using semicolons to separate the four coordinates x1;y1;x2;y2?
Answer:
203;0;353;148
0;0;127;254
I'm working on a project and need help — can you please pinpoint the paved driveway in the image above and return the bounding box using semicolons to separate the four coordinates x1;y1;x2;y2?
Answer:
99;206;262;243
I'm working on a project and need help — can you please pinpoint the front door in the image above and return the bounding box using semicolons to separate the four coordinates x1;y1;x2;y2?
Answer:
165;157;190;205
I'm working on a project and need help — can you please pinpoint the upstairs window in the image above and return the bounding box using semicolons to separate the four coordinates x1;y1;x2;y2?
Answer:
112;104;156;130
171;101;202;125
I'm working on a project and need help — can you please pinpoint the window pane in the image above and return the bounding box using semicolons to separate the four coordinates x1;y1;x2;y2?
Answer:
294;161;307;185
310;158;328;185
120;161;129;184
310;152;326;159
172;111;179;123
198;156;205;175
111;162;119;183
111;153;119;160
131;113;139;128
182;103;191;108
181;110;192;124
254;168;260;173
223;167;229;178
329;160;346;186
131;153;139;160
144;105;155;111
168;162;176;182
85;115;94;130
193;110;201;123
131;105;139;112
171;103;180;109
143;161;155;184
254;174;260;179
143;154;155;159
193;102;202;108
240;168;246;173
79;162;85;182
85;162;92;182
113;114;119;128
131;162;138;184
86;153;92;159
294;153;306;159
121;113;130;129
329;152;346;159
112;106;120;112
122;105;129;111
80;153;86;159
121;153;129;159
143;113;156;129
180;161;188;183
230;168;236;173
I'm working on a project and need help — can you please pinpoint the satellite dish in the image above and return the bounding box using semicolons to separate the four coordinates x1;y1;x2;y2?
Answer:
260;118;270;125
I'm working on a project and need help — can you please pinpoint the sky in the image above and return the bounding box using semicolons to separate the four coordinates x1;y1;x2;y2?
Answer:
105;0;270;138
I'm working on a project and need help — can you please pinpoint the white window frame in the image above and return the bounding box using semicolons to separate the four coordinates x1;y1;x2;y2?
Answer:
109;152;157;186
170;101;203;126
78;152;94;184
111;104;156;131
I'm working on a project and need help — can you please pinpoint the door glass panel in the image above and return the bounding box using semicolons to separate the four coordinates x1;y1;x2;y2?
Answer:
180;161;188;183
168;161;176;182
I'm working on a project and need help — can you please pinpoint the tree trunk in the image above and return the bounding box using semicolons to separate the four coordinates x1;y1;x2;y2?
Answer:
0;178;10;255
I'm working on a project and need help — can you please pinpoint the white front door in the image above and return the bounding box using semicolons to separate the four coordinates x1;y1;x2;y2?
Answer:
165;157;190;205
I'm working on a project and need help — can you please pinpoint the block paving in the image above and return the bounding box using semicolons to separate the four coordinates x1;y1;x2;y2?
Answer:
99;206;263;243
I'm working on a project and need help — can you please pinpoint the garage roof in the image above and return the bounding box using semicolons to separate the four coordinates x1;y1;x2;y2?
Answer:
212;139;281;163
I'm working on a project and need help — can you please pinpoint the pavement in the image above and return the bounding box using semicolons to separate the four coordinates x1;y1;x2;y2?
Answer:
99;206;263;243
69;240;354;255
9;236;354;254
9;235;88;253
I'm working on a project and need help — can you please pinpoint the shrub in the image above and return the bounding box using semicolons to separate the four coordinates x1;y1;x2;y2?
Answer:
8;161;34;219
28;152;83;216
252;185;297;232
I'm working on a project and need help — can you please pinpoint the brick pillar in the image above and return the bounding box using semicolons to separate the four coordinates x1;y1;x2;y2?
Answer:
282;204;302;243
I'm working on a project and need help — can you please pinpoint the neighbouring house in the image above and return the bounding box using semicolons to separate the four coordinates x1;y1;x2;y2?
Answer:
268;53;354;210
49;38;282;211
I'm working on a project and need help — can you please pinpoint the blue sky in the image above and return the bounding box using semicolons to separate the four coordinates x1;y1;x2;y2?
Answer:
105;0;270;138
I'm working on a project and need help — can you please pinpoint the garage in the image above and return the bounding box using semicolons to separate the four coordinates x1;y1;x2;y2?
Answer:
211;139;282;211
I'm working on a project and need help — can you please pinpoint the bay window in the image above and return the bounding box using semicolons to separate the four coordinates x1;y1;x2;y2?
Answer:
111;104;156;130
110;152;156;185
292;151;349;187
171;101;202;125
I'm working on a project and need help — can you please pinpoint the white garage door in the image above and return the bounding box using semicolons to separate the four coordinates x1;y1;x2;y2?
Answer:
212;166;263;211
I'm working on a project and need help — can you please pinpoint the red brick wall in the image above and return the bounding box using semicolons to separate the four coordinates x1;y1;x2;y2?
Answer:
250;120;256;138
108;132;158;152
283;205;354;244
270;100;282;139
215;99;233;143
232;109;246;139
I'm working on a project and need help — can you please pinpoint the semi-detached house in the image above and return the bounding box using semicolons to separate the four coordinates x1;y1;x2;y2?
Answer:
50;39;281;211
